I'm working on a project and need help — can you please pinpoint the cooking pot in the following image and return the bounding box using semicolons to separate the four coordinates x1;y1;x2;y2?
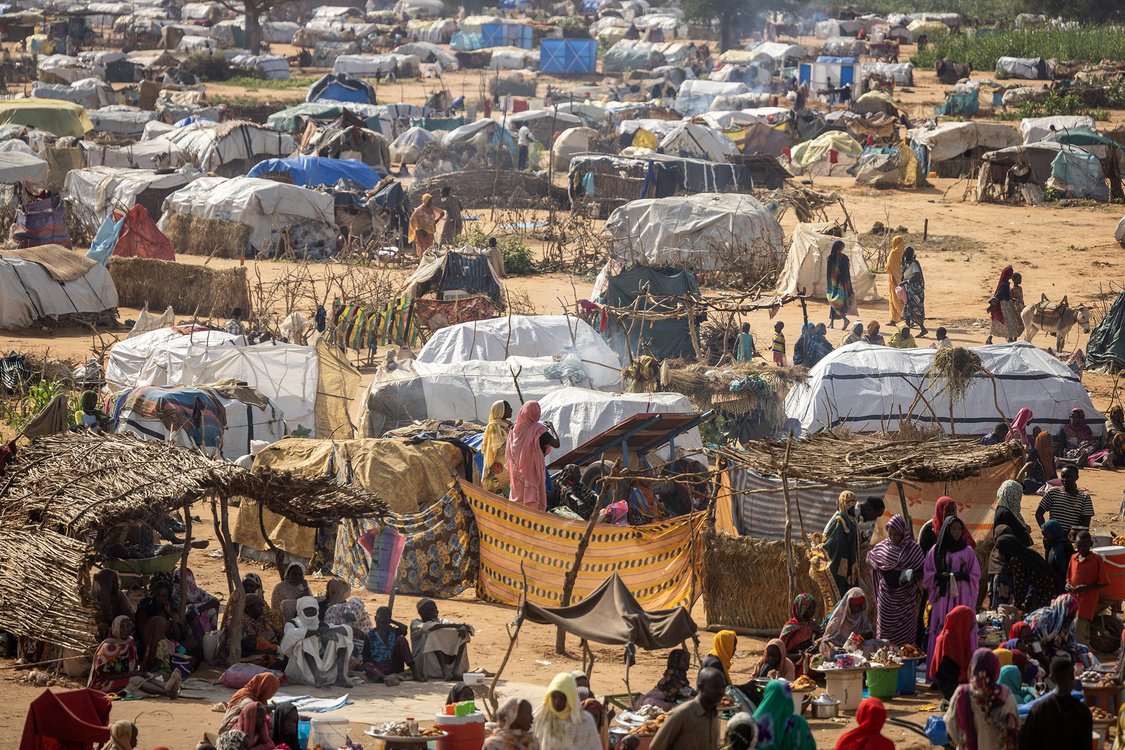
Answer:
810;694;840;719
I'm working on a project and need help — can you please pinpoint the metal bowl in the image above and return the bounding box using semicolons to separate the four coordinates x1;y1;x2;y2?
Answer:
810;696;841;719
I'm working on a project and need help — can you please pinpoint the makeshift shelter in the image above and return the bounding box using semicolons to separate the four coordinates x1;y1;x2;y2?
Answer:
109;383;286;460
158;176;337;258
910;121;1020;177
400;246;504;304
538;387;703;461
523;572;697;649
230;53;290;80
105;325;244;392
852;143;923;188
417;314;621;387
775;223;880;302
601;193;785;278
996;56;1050;80
332;53;422;78
1087;292;1125;371
658;122;738;162
551;127;598;171
63;166;201;238
0;431;383;652
267;102;385;134
674;80;750;117
1020;115;1095;145
977;142;1106;204
0;97;93;138
246;156;382;189
785;341;1103;436
307;72;377;104
602;39;666;75
0;151;48;184
154;120;297;177
80;139;190;170
299;124;392;174
390;127;437;164
506;108;583;145
788;130;863;175
601;266;703;362
87;203;175;264
539;38;598;74
32;78;117;109
0;244;117;330
711;435;1021;628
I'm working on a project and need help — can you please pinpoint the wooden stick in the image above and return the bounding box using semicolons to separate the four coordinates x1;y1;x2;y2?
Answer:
555;464;617;654
780;435;797;609
486;561;528;718
178;498;192;620
895;481;912;537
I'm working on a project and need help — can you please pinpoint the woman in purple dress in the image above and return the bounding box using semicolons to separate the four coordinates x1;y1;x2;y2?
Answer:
923;516;980;667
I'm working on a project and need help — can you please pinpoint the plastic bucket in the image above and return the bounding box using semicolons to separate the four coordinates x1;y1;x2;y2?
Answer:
297;719;311;750
866;666;899;700
896;658;919;695
435;711;486;750
1093;546;1125;600
309;717;349;750
825;669;864;712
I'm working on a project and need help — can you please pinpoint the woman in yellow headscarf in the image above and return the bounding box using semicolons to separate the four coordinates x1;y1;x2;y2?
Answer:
993;647;1013;667
533;672;601;750
702;629;737;683
408;193;442;258
885;235;905;324
480;400;513;495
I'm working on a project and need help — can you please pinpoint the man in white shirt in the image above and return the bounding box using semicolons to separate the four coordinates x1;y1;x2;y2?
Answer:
517;125;536;170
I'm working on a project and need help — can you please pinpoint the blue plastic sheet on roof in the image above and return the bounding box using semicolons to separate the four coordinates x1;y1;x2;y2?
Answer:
175;115;216;127
245;156;383;189
816;56;858;63
540;39;597;74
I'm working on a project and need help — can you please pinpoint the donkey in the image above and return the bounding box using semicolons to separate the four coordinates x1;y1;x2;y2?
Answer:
1021;294;1092;351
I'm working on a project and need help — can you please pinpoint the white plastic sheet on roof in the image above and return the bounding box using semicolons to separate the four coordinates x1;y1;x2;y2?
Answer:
1019;115;1095;144
537;387;702;461
417;315;622;390
602;193;785;275
64;166;202;232
80;138;189;169
658;121;738;162
333;53;421;76
674;80;750;117
105;326;245;392
784;341;1104;436
0;151;48;184
909;121;1020;163
154;121;296;172
158;176;335;252
0;251;119;330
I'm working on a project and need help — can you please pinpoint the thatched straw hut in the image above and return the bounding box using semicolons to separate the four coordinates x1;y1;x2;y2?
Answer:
108;257;251;318
0;432;386;654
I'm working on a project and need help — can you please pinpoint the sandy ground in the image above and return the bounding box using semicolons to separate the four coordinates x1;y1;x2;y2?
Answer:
3;35;1125;749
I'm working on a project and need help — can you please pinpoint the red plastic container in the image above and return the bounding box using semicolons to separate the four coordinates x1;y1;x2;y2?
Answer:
434;711;485;750
1093;546;1125;600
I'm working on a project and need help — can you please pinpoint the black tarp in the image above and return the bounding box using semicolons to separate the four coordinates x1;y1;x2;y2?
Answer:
1087;292;1125;370
522;573;697;649
604;266;703;361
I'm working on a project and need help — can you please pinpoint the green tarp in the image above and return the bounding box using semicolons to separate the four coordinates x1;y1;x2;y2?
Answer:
0;97;94;137
1087;292;1125;370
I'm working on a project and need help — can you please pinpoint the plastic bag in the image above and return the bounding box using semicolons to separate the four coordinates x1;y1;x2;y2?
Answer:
219;662;271;688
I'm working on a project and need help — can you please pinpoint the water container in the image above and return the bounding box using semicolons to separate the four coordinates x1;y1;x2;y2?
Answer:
1093;546;1125;600
297;719;311;750
434;711;486;750
896;657;920;695
865;666;899;700
309;717;350;750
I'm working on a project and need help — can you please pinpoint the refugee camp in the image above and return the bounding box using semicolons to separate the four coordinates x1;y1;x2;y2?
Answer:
2;0;1125;748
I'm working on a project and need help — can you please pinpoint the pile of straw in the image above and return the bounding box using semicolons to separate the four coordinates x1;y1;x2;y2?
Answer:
108;257;250;318
161;212;252;258
931;346;985;403
702;530;820;631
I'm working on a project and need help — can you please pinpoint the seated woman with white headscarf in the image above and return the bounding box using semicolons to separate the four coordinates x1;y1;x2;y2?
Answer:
279;595;357;687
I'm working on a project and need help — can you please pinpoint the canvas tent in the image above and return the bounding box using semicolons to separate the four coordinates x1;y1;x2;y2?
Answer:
0;245;119;330
417;314;622;389
785;341;1103;436
154;120;297;177
0;151;48;184
910;122;1020;176
775;223;881;301
537;387;703;460
600;193;785;278
658;122;738;162
1087;292;1125;371
109;383;286;461
400;246;504;303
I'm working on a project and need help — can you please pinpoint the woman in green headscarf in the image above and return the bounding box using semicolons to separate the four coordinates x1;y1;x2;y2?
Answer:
752;679;815;750
998;664;1034;705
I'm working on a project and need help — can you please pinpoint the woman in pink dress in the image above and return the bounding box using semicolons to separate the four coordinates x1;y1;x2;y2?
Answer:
923;516;980;668
505;401;559;511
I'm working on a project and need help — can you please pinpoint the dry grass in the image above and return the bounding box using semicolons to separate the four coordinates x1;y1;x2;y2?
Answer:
108;257;251;318
161;212;252;259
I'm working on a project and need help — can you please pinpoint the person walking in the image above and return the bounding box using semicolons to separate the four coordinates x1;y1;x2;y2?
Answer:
826;240;854;329
986;266;1022;344
438;186;463;246
885;235;905;324
900;246;928;336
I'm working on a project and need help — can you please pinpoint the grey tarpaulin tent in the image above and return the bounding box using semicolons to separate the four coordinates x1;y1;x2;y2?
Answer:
1087;292;1125;371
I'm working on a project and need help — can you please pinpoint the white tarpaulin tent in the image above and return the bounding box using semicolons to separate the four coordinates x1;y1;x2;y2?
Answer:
417;314;622;390
602;193;785;275
63;166;202;234
0;245;119;329
154;120;296;174
390;127;437;164
332;53;422;77
784;341;1103;436
158;176;336;253
0;151;48;183
1019;115;1095;144
775;223;881;301
674;80;750;117
80;138;190;169
537;387;702;461
355;356;609;437
910;121;1020;164
105;325;245;392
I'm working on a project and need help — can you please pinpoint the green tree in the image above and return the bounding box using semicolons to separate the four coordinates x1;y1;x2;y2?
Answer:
1022;0;1123;23
681;0;801;52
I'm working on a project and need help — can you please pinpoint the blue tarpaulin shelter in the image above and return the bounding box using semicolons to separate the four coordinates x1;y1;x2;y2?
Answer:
307;73;377;104
539;39;597;74
481;22;533;49
246;156;383;189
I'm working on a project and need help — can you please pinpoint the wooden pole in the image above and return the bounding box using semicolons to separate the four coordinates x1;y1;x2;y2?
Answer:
923;218;929;241
686;301;704;362
555;464;617;654
895;480;912;538
177;499;192;620
780;436;797;608
212;493;245;665
487;562;529;718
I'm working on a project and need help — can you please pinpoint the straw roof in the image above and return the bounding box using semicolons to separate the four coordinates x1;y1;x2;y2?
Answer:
0;432;388;538
722;434;1023;485
0;432;389;651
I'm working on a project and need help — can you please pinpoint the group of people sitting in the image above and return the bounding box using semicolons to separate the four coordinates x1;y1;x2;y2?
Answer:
982;405;1125;477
